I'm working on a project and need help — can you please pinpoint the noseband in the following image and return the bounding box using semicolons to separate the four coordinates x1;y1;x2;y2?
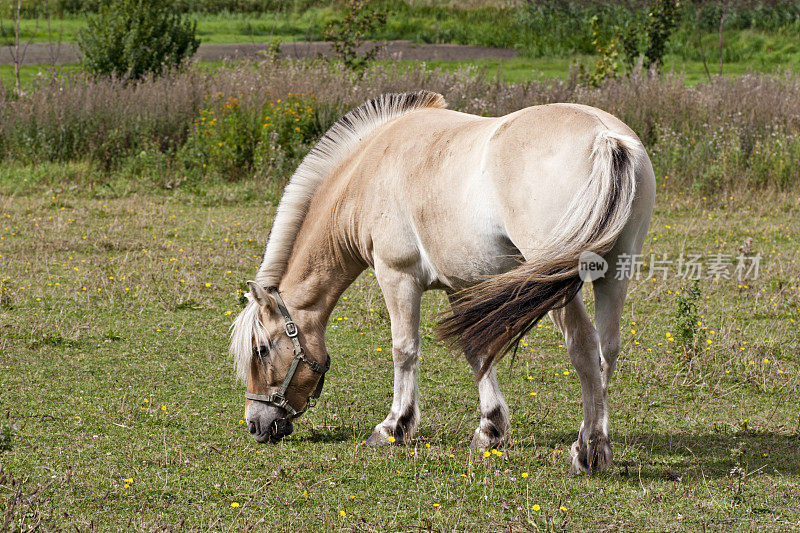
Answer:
244;287;330;419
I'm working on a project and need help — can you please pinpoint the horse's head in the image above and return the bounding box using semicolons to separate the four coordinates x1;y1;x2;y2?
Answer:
230;282;329;443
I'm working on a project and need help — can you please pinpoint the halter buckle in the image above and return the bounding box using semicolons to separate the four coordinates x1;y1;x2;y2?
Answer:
284;321;298;338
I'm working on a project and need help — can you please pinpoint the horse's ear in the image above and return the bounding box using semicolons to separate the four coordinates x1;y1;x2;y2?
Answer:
247;281;278;314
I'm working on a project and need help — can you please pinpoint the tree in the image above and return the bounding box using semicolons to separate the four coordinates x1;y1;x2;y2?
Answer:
78;0;199;80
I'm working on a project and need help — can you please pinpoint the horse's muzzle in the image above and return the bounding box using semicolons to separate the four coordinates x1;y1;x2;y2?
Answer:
267;417;294;442
248;415;293;443
246;402;294;443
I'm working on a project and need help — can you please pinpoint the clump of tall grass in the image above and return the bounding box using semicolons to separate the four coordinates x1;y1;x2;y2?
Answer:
1;59;799;191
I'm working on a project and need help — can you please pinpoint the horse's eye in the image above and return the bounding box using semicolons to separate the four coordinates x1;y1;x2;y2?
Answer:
253;344;271;358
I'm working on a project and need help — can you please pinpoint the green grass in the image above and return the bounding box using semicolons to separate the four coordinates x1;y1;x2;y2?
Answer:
391;54;798;85
2;54;793;90
1;164;798;529
0;63;80;88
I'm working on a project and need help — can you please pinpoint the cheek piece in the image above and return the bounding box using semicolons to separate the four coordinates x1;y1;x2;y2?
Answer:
245;287;331;418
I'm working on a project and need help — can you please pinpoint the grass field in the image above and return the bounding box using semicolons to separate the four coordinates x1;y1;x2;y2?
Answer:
1;164;798;530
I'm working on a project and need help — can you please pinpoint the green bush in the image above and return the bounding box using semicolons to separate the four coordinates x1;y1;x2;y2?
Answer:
325;0;387;71
78;0;200;80
180;93;321;180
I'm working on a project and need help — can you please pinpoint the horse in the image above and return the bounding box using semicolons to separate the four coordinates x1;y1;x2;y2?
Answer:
230;90;655;474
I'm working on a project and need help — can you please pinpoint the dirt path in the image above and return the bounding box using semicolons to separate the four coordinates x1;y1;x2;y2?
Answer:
0;40;517;65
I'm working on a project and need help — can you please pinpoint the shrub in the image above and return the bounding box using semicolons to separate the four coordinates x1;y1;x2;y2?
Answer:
180;92;321;180
325;0;387;71
78;0;200;80
643;0;681;69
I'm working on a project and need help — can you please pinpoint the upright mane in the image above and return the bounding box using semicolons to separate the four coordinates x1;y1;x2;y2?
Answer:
254;90;447;287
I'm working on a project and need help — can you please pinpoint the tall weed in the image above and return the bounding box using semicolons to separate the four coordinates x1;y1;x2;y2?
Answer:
1;59;799;191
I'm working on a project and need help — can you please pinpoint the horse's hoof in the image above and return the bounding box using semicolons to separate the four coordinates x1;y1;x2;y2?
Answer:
469;428;503;451
569;434;613;474
365;427;395;446
569;440;588;474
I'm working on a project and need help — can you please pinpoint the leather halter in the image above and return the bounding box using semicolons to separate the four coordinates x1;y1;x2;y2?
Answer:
244;287;330;418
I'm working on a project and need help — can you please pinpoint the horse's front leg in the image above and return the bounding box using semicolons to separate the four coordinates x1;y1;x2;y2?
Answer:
550;292;612;474
366;264;423;445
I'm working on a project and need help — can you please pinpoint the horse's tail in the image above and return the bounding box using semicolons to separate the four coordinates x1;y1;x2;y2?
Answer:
436;129;643;378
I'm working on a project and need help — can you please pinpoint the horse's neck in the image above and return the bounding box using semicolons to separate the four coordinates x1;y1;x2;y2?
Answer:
277;209;364;330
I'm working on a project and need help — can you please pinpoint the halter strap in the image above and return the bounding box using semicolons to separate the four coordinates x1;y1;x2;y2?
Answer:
245;287;330;418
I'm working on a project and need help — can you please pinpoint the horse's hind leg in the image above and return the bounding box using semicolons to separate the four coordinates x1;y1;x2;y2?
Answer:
366;264;423;445
593;275;629;396
448;295;510;450
467;356;510;450
550;290;612;474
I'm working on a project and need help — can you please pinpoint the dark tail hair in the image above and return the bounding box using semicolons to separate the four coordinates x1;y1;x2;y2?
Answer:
436;130;643;378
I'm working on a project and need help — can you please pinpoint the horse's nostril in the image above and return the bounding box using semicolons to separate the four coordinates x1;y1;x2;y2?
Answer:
248;421;257;435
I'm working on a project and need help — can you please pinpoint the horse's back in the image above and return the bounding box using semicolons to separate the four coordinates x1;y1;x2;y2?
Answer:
347;103;652;289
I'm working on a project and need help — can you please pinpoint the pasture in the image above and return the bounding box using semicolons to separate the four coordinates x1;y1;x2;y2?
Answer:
1;169;799;530
2;1;800;530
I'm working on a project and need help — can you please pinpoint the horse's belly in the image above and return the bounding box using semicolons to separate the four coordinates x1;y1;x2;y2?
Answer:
420;230;521;291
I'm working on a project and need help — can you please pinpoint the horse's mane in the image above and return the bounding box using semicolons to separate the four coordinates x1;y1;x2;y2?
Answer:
254;90;447;288
232;91;446;382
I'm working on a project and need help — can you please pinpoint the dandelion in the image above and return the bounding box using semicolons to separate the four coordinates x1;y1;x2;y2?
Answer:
433;503;440;507
205;282;211;287
339;510;346;517
532;504;541;512
521;472;528;478
388;436;395;443
560;506;567;512
231;502;239;508
563;370;570;376
483;451;491;457
161;405;167;412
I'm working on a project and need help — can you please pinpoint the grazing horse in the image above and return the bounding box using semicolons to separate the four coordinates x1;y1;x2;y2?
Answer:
230;90;655;474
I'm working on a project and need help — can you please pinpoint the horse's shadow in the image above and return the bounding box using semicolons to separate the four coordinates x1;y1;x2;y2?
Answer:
528;428;800;478
292;425;800;479
295;425;356;444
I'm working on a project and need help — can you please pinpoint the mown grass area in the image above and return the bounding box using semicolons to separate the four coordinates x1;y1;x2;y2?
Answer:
1;165;799;530
0;55;793;90
393;54;794;85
